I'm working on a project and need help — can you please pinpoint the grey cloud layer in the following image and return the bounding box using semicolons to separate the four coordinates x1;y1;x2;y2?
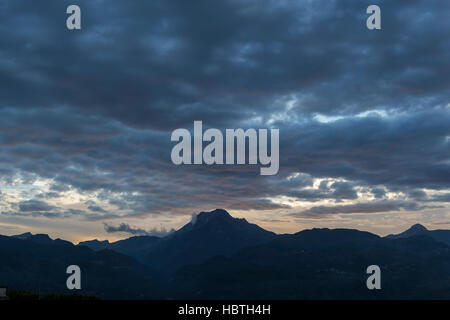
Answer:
104;222;174;237
0;0;448;220
292;200;442;218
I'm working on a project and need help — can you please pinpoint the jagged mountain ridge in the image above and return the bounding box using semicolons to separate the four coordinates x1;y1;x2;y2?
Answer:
0;234;161;299
171;229;450;299
79;236;160;258
3;213;450;299
79;209;277;271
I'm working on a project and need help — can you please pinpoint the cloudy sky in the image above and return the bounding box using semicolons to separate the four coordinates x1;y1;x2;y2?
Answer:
0;0;449;242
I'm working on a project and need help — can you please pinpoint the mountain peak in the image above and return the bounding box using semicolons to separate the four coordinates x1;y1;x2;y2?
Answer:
12;232;32;239
11;232;57;245
78;239;111;251
409;224;428;232
386;223;429;239
191;209;240;227
144;208;276;272
12;232;51;240
198;208;231;218
80;239;110;245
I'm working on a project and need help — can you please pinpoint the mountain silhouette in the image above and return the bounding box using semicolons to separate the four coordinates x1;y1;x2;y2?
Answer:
171;229;450;299
386;224;450;246
0;234;161;299
386;224;428;238
12;232;33;240
3;215;450;299
79;236;160;259
13;232;72;246
142;209;277;272
78;208;276;268
78;239;110;251
79;209;276;271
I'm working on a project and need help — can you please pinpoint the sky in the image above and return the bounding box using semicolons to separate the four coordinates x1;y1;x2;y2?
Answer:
0;0;449;243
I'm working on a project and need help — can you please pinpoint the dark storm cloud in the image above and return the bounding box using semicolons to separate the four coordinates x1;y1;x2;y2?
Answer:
104;223;149;236
18;199;57;212
293;200;442;218
2;209;76;218
0;0;448;219
1;0;448;127
9;211;63;218
371;187;387;199
1;205;106;219
289;181;358;202
104;222;174;237
430;194;450;203
36;192;61;199
279;109;450;190
87;205;107;213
